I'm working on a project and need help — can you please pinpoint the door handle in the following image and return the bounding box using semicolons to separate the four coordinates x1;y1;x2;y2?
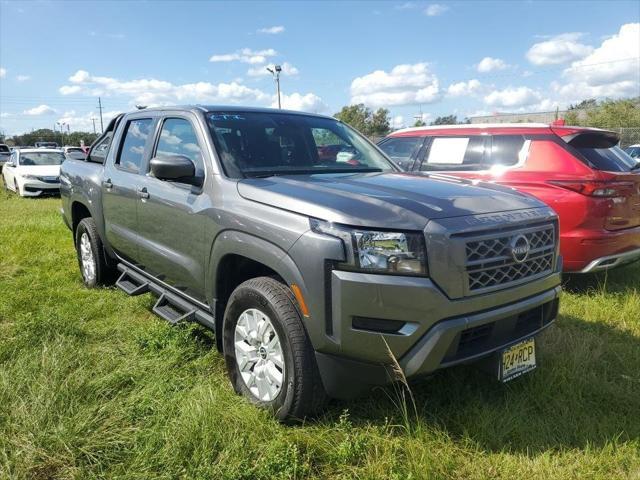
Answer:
102;179;113;189
137;187;149;199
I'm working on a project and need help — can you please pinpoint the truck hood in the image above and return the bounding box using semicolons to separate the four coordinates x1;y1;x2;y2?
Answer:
237;172;543;230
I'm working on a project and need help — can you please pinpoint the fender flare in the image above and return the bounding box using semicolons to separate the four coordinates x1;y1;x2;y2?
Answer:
206;230;310;348
206;230;307;303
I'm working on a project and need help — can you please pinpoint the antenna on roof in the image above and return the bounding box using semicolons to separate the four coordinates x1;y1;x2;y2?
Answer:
135;105;147;110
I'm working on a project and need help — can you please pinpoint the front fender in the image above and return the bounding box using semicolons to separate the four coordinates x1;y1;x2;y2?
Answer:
206;230;308;309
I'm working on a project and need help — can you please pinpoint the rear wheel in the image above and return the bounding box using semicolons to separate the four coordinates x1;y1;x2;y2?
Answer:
75;217;117;287
223;277;326;422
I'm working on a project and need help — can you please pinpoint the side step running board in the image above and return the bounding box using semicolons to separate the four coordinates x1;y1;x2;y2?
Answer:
116;269;150;296
153;293;196;325
115;263;215;330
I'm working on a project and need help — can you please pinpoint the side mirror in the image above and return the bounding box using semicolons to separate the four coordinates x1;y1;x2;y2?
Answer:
149;155;200;185
5;161;14;168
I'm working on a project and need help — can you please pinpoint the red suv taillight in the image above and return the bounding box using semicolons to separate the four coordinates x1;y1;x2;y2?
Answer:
547;180;635;197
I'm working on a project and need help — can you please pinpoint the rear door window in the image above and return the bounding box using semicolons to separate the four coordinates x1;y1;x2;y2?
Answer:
420;136;486;171
576;145;638;172
116;118;153;173
488;135;530;167
377;136;423;170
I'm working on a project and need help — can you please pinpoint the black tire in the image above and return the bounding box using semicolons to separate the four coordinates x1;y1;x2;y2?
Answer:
223;276;327;422
75;217;117;288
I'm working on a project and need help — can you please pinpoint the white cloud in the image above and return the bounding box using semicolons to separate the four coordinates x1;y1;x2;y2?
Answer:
526;33;593;66
257;25;285;34
476;57;508;73
59;85;82;95
0;67;6;78
59;70;278;106
391;115;405;129
69;69;91;83
555;23;640;100
274;92;327;112
209;48;277;64
24;104;57;116
16;75;30;81
247;62;299;77
350;63;441;107
56;69;326;114
484;86;541;108
424;4;448;16
396;2;417;9
59;70;271;105
447;79;482;97
56;109;120;132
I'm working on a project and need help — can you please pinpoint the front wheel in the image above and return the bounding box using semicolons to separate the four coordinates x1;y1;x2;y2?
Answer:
223;277;327;422
75;218;117;288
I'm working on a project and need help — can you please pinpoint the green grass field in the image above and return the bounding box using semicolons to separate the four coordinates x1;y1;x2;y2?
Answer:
1;193;639;479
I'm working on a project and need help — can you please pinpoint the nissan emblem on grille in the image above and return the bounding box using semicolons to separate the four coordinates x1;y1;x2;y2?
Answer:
510;235;530;263
464;224;555;292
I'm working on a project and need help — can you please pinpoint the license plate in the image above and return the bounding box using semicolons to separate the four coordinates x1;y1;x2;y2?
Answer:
500;338;536;382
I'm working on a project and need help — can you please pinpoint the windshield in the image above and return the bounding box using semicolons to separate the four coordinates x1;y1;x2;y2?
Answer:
19;152;65;166
206;111;395;178
0;145;10;153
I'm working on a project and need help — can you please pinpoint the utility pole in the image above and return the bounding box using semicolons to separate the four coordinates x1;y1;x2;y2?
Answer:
91;117;97;134
97;97;104;133
266;65;282;109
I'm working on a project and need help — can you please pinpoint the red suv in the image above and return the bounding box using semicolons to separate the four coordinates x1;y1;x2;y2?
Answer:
379;124;640;273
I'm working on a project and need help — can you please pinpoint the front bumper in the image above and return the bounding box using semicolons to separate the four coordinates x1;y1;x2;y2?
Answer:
21;180;60;196
315;266;561;399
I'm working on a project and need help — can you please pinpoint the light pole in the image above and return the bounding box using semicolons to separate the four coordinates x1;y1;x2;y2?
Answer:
267;65;282;109
56;122;66;146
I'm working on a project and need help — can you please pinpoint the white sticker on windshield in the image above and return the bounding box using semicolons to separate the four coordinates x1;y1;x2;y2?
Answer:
427;138;469;164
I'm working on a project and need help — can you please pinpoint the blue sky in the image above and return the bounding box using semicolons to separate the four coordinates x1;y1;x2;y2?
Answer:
0;0;639;135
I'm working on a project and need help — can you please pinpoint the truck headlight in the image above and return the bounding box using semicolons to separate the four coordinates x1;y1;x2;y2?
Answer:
310;219;428;276
22;174;40;180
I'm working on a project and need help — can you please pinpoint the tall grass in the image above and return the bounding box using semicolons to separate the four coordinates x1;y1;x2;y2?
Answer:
1;193;639;479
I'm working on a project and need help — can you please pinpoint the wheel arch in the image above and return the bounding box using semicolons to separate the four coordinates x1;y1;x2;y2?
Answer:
207;230;309;351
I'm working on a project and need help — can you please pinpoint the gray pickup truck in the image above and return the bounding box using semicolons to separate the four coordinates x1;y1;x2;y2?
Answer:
60;106;561;421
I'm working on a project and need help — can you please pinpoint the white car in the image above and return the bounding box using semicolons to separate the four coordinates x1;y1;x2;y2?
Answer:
2;148;65;197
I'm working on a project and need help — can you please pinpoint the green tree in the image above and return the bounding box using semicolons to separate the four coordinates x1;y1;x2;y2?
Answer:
413;119;427;127
430;115;458;125
563;98;640;128
8;129;99;148
370;108;391;136
334;104;391;136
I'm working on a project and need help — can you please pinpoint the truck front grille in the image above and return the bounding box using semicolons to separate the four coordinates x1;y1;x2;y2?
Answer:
464;224;555;292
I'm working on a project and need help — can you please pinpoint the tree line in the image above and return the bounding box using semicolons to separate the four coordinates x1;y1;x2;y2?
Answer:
333;104;470;137
2;129;100;148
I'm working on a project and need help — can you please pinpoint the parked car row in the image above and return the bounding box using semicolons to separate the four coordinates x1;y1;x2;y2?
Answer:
378;124;640;274
5;105;638;423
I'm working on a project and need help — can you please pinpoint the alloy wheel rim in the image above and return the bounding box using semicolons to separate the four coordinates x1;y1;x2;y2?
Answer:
234;308;285;402
79;233;96;282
